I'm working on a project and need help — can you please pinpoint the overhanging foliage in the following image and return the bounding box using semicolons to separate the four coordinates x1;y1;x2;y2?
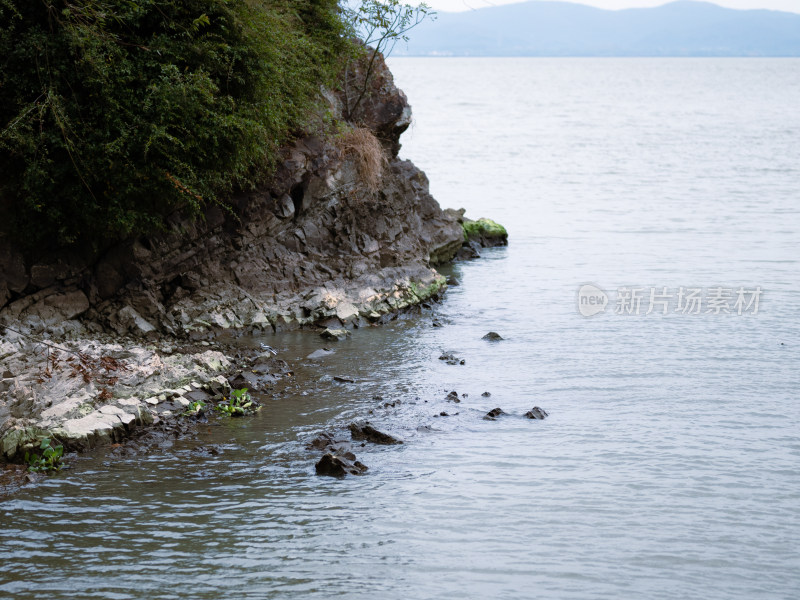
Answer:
0;0;347;248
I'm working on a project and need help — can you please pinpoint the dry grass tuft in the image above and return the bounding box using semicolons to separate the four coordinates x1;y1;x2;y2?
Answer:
338;127;387;192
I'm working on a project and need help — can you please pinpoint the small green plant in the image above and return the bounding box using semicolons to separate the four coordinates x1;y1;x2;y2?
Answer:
216;388;255;417
183;400;206;416
24;438;64;473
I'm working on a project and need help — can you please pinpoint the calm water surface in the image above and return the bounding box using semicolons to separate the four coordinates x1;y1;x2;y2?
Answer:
2;58;799;599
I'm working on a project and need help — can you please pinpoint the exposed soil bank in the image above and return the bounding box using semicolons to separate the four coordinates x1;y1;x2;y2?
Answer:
0;53;507;469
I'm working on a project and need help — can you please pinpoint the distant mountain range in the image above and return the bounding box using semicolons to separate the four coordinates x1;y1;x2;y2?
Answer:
394;1;800;56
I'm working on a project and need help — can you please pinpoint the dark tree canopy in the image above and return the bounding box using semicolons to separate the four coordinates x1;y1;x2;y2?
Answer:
0;0;348;248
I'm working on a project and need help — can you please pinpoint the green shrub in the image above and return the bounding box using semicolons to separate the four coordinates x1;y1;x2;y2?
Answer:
0;0;347;249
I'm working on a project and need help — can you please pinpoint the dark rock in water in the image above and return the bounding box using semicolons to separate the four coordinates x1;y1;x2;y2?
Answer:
484;407;506;420
455;242;481;261
349;422;403;445
333;375;355;383
439;352;465;365
482;331;503;341
439;411;449;417
315;453;346;477
432;320;443;328
320;328;350;341
446;391;460;403
446;275;460;286
315;453;367;477
307;432;352;455
524;407;549;420
191;444;224;456
307;432;338;450
229;355;292;391
481;391;492;397
251;357;292;375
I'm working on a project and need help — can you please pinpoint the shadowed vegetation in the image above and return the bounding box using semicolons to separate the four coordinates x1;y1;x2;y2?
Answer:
0;0;348;248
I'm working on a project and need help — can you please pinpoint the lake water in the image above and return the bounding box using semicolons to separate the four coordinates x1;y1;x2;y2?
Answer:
2;58;799;599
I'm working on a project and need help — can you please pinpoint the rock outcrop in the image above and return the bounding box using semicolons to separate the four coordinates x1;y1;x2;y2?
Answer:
0;52;465;340
0;51;505;462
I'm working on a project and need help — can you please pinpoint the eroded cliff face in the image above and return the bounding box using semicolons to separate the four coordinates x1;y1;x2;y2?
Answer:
0;53;463;339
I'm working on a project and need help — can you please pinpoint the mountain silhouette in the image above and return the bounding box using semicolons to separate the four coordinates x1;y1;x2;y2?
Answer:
395;1;800;56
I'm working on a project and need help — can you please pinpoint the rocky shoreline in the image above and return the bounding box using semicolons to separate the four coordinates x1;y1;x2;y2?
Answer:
0;54;508;488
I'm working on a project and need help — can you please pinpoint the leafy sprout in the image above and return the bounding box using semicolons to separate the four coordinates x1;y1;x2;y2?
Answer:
24;438;64;473
216;388;256;417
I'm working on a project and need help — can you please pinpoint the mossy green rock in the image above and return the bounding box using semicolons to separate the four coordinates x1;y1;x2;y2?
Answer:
463;218;508;243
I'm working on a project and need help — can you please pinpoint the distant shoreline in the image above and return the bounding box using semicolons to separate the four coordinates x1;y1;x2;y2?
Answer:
394;0;800;58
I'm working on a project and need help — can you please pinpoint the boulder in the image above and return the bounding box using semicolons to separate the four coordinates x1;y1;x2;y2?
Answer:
320;328;350;341
462;217;508;247
228;371;262;391
484;407;506;420
525;407;549;420
482;331;504;341
349;422;403;445
307;432;339;451
315;452;368;477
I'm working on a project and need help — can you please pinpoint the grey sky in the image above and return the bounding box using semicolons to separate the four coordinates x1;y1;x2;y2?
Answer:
426;0;800;15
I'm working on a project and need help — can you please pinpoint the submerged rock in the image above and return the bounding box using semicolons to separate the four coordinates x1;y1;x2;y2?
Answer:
348;422;403;445
320;328;350;341
482;331;504;341
315;453;368;477
308;432;338;451
446;391;460;403
524;407;549;420
438;352;465;365
307;431;353;455
484;407;506;420
481;391;492;397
